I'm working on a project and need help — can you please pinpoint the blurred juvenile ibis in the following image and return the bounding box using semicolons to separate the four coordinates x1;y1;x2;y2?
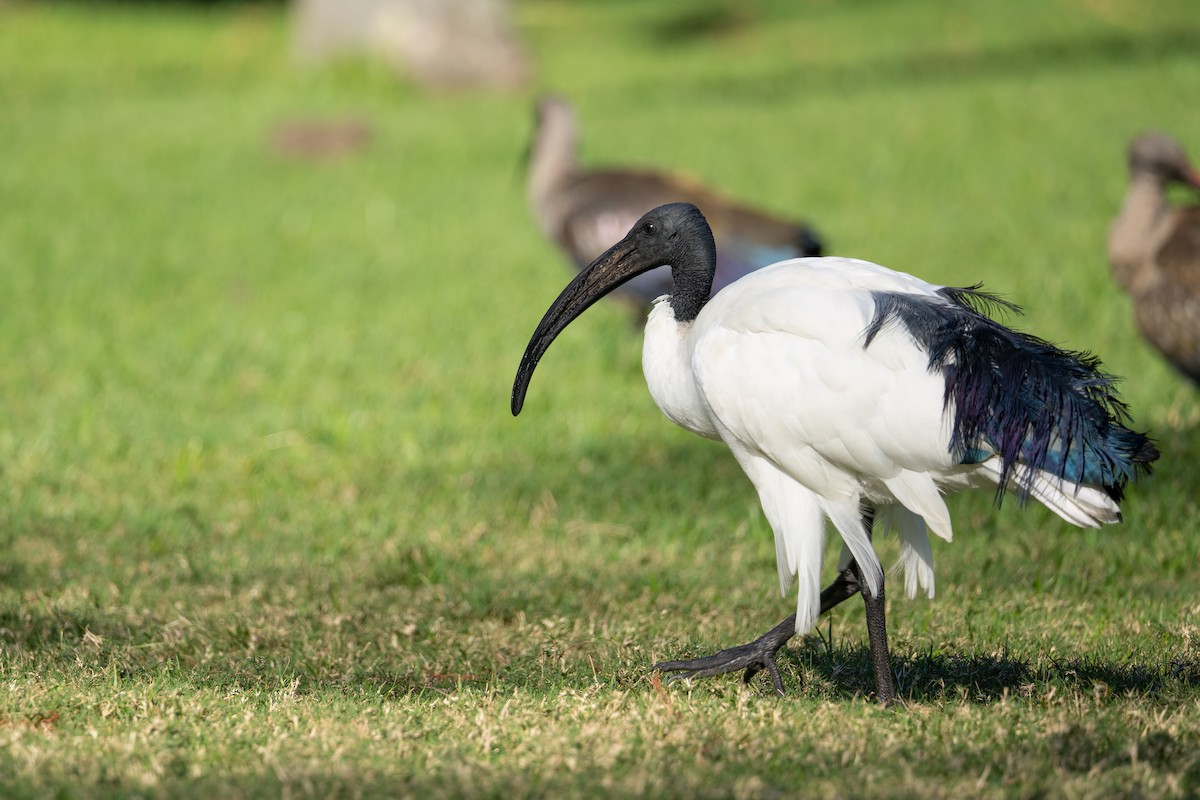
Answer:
526;96;824;314
1108;131;1200;384
512;203;1158;706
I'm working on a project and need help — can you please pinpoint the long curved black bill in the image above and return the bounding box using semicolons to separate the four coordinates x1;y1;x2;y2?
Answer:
512;238;649;416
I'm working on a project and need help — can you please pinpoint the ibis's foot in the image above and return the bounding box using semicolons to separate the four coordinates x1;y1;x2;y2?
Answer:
654;564;864;696
655;614;797;696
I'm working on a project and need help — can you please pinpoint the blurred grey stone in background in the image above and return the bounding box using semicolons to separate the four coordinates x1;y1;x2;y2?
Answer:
292;0;529;91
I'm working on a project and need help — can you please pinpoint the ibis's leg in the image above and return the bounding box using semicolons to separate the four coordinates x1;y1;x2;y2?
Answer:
855;510;896;706
653;564;862;696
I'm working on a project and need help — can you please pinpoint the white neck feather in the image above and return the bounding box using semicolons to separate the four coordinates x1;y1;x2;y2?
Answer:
641;299;720;440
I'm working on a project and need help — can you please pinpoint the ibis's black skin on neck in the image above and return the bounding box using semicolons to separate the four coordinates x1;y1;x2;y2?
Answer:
511;202;716;415
669;240;716;323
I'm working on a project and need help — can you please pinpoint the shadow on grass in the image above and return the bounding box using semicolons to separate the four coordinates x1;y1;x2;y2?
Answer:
776;638;1200;703
0;601;485;700
5;596;1197;709
675;26;1200;100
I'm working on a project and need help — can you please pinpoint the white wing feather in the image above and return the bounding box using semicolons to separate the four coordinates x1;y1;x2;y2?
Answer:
680;258;973;622
878;505;936;599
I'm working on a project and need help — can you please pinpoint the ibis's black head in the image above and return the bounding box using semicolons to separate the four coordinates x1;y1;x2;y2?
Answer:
511;202;716;416
1128;131;1200;188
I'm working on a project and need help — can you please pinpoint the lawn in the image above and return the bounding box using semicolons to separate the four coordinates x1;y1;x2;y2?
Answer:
1;0;1199;797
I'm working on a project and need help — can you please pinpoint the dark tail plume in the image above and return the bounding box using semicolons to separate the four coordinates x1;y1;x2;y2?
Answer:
866;286;1159;503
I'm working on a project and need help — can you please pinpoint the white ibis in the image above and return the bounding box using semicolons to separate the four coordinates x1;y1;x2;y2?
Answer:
512;203;1158;705
526;96;823;314
1108;131;1200;385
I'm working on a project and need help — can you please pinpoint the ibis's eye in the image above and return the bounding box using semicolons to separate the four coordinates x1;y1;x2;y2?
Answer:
641;221;656;236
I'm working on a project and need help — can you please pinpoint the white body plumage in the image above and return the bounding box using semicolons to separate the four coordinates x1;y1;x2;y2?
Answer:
641;256;1122;635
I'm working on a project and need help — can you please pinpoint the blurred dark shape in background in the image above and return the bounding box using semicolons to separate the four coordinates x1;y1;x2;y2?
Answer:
652;0;759;43
526;95;825;315
291;0;528;91
1108;132;1200;386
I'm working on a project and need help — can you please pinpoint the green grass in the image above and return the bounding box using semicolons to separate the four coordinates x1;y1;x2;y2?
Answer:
2;0;1200;796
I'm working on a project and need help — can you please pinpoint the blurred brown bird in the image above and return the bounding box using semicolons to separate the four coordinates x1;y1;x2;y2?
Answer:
525;95;824;313
1108;131;1200;384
